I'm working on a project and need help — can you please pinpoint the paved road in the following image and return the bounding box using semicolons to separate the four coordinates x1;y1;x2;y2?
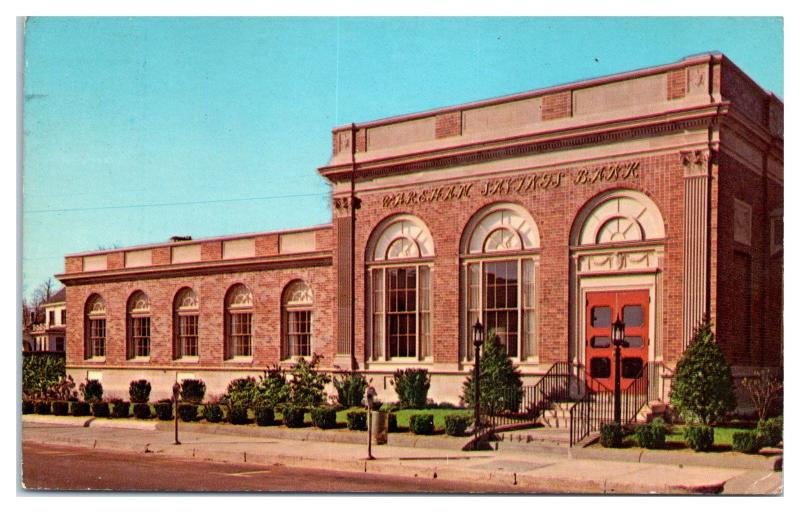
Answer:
21;442;527;493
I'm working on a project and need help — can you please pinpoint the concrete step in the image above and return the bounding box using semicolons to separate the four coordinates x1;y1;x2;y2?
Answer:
493;427;574;456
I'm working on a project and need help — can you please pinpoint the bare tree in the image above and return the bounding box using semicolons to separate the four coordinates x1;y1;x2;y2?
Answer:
741;369;783;421
32;277;56;307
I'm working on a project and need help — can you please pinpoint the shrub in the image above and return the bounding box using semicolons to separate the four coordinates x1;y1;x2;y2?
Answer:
311;407;337;429
634;420;667;449
226;377;259;410
288;355;330;408
154;400;174;421
741;369;783;422
254;405;274;426
600;423;624;448
388;412;398;432
72;402;91;417
732;431;764;454
80;379;104;403
392;368;431;409
91;401;110;418
34;401;51;415
133;403;151;419
203;403;225;423
178;404;198;422
282;405;306;428
22;400;35;415
669;317;736;424
180;379;206;404
684;425;714;452
48;375;78;401
112;400;130;418
128;380;152;403
436;401;458;410
52;400;69;416
22;352;65;399
757;416;783;447
444;414;471;437
347;410;368;431
253;367;290;409
409;414;435;435
461;332;523;414
333;372;367;408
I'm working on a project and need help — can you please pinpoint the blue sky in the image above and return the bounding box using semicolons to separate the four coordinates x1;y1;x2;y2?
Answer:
22;17;783;299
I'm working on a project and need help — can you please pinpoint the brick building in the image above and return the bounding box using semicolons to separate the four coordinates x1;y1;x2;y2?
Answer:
56;53;783;403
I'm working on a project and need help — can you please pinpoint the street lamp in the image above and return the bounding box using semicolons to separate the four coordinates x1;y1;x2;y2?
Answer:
611;315;627;425
472;320;485;430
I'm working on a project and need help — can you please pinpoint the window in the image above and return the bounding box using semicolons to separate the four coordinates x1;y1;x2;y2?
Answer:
55;337;65;352
461;204;540;360
48;311;55;326
282;281;313;358
126;291;151;359
225;284;253;358
173;288;199;359
60;309;66;325
84;294;106;359
367;215;434;360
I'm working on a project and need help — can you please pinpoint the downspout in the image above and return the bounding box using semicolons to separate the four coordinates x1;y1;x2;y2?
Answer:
350;122;357;370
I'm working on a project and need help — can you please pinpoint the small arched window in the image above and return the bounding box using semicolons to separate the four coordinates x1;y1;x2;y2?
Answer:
126;291;151;359
225;284;253;359
84;294;106;359
282;281;313;358
173;288;199;359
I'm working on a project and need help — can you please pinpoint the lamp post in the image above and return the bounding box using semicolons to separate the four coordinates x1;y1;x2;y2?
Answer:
611;315;627;425
172;382;181;445
472;320;485;430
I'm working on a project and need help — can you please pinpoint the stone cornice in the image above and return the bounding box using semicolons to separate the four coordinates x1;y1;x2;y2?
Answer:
319;104;727;182
56;253;332;286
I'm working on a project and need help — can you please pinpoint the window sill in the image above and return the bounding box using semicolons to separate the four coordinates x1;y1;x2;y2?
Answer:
226;356;254;363
84;357;106;363
281;355;313;363
127;357;151;363
174;356;199;363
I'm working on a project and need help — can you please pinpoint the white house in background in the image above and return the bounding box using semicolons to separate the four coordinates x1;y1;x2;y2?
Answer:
29;288;66;352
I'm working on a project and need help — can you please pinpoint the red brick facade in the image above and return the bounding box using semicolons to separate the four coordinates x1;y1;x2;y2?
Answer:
57;54;782;401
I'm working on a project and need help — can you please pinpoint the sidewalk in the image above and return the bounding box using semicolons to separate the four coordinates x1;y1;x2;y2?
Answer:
21;419;774;494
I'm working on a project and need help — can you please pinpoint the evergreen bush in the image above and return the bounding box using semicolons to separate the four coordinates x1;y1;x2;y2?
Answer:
346;410;367;431
392;368;431;409
634;420;667;449
35;400;51;415
409;414;435;435
732;431;764;454
254;405;274;426
111;400;130;418
228;405;249;425
91;401;110;417
288;355;330;408
444;414;470;436
128;380;152;403
757;416;783;447
177;403;198;422
388;412;398;432
22;400;35;415
282;405;306;428
311;407;337;429
225;377;259;410
600;423;624;448
80;379;104;403
669;316;736;424
461;333;523;414
333;372;367;408
203;403;225;423
71;401;91;417
23;353;65;399
253;367;290;409
154;400;173;420
180;379;206;404
52;400;69;416
684;425;714;452
133;403;151;419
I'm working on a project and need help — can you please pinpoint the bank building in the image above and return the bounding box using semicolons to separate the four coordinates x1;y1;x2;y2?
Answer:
57;53;783;413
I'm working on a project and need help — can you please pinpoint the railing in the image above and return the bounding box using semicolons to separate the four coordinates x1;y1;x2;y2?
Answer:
469;362;575;449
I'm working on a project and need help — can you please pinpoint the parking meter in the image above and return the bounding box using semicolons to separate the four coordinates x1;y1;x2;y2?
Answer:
172;382;181;445
366;386;377;410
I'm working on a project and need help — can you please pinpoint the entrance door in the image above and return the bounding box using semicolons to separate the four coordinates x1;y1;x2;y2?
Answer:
585;289;649;391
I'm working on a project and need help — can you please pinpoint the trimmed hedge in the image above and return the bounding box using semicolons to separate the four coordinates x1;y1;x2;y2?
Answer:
154;401;173;421
133;403;152;419
634;420;667;449
254;405;274;426
600;423;624;448
282;406;306;428
393;369;430;409
81;379;103;403
230;405;250;425
72;402;91;417
684;425;714;452
129;380;152;403
204;403;225;423
178;404;198;422
346;410;368;431
35;401;52;415
112;401;130;418
52;401;70;416
311;407;337;429
388;412;398;433
180;379;206;404
732;431;764;454
444;414;470;437
22;400;35;415
91;402;110;418
757;416;782;447
409;414;435;435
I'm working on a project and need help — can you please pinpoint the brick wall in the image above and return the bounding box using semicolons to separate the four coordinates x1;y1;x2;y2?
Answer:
434;112;462;138
541;91;572;121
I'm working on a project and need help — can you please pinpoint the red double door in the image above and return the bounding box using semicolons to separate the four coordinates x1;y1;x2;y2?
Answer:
585;290;649;391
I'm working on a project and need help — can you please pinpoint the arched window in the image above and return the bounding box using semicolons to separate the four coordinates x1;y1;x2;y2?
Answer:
460;203;541;361
367;214;434;360
225;284;253;358
571;190;665;247
173;288;199;359
84;294;106;359
282;281;313;358
126;291;151;359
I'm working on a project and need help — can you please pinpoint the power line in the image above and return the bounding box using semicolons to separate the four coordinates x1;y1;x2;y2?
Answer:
23;191;330;214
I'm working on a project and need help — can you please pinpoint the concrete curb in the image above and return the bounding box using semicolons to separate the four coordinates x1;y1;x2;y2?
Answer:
573;445;782;471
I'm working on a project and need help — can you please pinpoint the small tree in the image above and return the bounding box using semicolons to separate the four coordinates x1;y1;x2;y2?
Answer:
741;369;783;422
180;379;206;404
225;377;259;409
332;371;368;408
128;379;152;403
80;379;103;403
288;354;330;408
461;332;522;414
255;366;290;408
392;368;431;409
669;316;736;425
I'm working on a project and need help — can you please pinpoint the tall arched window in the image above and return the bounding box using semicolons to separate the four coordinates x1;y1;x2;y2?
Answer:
126;291;151;359
173;287;199;359
461;203;541;361
225;284;253;359
84;294;106;359
282;280;313;358
367;214;434;361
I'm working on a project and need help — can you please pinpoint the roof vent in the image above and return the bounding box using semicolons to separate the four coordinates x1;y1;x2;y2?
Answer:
170;235;193;242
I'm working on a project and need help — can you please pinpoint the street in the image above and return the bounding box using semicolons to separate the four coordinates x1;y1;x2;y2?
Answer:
21;442;526;493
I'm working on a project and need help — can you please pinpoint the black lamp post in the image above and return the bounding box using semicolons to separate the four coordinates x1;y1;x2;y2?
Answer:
472;320;485;429
611;315;627;425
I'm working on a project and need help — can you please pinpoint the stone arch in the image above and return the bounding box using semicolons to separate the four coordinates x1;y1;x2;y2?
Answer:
460;202;540;255
570;189;665;247
367;214;435;262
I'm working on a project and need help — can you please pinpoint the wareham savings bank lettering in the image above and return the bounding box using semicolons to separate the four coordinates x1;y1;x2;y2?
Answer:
382;161;641;208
